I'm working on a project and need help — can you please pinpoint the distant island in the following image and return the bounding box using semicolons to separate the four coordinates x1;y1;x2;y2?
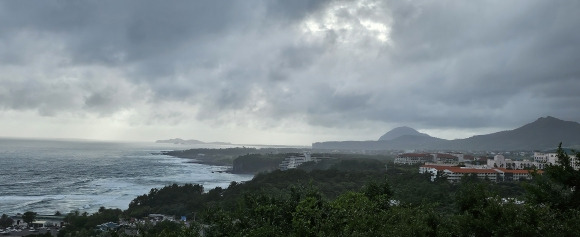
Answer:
313;116;580;151
155;138;232;145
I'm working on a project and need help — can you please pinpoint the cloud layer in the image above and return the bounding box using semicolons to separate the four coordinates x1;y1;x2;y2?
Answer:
1;0;579;144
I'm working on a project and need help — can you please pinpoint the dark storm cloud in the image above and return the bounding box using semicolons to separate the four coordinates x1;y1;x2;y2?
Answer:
351;0;580;129
0;1;246;65
0;0;579;135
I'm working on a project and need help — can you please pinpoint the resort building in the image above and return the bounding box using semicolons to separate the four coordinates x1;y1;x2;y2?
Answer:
487;151;578;171
486;155;536;170
432;153;461;164
442;167;502;182
419;164;539;182
396;153;470;165
394;153;433;165
279;153;314;171
533;150;579;170
495;168;541;181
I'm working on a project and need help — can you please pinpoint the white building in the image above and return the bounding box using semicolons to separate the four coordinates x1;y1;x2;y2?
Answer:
279;153;314;171
419;165;539;182
487;153;579;171
533;151;579;170
394;153;433;165
487;155;536;169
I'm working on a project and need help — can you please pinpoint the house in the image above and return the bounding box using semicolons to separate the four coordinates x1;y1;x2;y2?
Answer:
31;221;47;228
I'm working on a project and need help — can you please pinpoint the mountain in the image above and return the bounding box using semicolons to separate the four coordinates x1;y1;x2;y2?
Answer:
452;116;580;151
313;126;443;151
312;116;580;151
378;126;431;141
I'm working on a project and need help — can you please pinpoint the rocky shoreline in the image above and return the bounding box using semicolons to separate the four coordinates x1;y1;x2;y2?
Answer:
159;150;237;172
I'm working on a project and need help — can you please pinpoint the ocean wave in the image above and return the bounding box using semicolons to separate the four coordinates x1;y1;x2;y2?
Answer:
0;139;254;215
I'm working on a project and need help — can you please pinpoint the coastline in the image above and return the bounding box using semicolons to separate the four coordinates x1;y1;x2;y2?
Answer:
0;140;255;217
160;151;235;167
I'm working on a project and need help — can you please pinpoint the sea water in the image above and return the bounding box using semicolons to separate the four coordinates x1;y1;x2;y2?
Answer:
0;138;253;215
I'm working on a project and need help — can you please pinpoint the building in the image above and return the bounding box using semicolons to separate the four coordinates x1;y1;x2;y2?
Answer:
396;153;467;165
486;155;536;169
495;168;541;181
279;153;314;171
486;150;579;171
534;150;579;170
31;221;47;228
432;153;461;164
394;153;433;165
419;165;539;182
442;167;501;182
419;164;453;181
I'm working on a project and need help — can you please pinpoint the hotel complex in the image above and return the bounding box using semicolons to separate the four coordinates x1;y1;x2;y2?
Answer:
279;153;315;171
394;150;577;182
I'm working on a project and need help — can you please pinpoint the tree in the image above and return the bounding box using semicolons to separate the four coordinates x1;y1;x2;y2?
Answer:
363;180;393;210
526;143;580;210
0;214;14;228
22;211;37;227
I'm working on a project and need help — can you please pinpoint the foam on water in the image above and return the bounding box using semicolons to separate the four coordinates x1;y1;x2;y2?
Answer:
0;139;254;215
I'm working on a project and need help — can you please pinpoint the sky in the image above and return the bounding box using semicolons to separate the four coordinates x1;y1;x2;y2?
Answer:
1;0;579;146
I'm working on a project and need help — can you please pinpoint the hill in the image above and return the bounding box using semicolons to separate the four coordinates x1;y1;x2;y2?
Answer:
378;126;430;141
313;116;580;151
453;116;580;150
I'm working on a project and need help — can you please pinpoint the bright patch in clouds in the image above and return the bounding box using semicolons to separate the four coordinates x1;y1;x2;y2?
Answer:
301;0;392;44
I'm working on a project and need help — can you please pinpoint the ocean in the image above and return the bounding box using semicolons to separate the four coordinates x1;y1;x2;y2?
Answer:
0;138;253;215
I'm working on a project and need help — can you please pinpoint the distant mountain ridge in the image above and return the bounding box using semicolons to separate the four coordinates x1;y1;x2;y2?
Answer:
156;138;231;145
378;126;431;141
312;116;580;151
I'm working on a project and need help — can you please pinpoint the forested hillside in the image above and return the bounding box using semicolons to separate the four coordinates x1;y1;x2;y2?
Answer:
56;145;580;236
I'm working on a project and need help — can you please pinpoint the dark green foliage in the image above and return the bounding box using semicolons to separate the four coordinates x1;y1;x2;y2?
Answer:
45;144;580;236
525;143;580;210
58;207;122;237
136;220;187;237
22;211;37;226
232;153;285;174
127;183;204;218
23;233;52;237
363;180;393;210
329;158;387;172
0;214;14;228
164;147;307;166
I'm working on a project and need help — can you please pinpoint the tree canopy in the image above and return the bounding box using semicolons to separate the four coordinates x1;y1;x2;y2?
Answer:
22;211;36;227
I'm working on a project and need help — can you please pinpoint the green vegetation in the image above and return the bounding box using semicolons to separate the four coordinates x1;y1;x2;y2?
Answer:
22;211;37;227
232;153;286;173
57;207;123;237
27;144;580;236
0;214;14;228
163;147;308;167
